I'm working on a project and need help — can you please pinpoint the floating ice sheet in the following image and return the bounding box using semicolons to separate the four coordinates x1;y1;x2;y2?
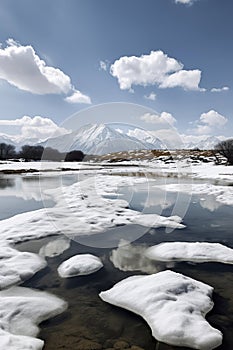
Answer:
0;175;184;244
100;270;222;349
0;243;47;289
58;254;103;278
146;241;233;264
0;286;67;350
155;183;233;206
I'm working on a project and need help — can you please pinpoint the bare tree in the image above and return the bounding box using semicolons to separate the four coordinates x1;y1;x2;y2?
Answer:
19;145;44;161
0;143;16;160
65;150;85;162
215;139;233;165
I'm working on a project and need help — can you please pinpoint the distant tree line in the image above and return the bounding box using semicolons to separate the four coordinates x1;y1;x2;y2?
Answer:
0;143;85;162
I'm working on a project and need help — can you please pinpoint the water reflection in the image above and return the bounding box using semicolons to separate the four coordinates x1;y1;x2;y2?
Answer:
0;177;15;189
110;239;173;274
39;237;71;258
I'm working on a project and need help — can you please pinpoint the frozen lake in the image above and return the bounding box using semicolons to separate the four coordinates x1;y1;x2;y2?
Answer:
1;173;233;349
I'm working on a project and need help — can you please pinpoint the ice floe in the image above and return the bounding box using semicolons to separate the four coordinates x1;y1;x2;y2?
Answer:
57;254;103;278
0;175;184;245
0;286;67;350
99;270;222;349
0;244;47;289
156;183;233;206
146;242;233;264
39;237;70;258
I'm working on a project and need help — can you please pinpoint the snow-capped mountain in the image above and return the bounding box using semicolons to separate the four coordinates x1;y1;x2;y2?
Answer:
127;128;164;149
0;122;226;154
0;134;50;150
184;136;222;150
45;123;163;155
0;134;17;147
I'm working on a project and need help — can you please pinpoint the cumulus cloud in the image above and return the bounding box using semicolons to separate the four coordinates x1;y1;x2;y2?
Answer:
211;86;229;93
110;50;202;91
200;110;228;127
144;92;156;101
160;70;202;90
193;110;228;135
140;112;177;126
0;116;70;142
0;39;91;104
65;90;91;104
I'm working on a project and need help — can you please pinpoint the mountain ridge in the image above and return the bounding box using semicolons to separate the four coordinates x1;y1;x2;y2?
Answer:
0;123;226;154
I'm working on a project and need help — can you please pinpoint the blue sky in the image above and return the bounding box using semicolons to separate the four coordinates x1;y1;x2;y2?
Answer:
0;0;232;145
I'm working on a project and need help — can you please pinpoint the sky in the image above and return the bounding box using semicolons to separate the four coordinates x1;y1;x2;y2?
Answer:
0;0;232;146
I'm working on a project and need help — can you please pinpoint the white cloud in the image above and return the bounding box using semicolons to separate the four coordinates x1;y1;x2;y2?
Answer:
110;50;202;91
192;110;228;135
175;0;194;4
211;86;229;93
144;92;156;101
160;69;201;90
99;60;108;71
0;39;91;104
0;116;70;142
200;110;228;127
65;90;92;104
140;112;177;126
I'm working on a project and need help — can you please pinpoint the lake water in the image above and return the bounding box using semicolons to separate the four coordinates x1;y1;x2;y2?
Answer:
1;173;233;349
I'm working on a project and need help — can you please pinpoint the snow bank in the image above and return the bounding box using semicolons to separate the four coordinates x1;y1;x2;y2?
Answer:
99;270;222;349
57;254;103;278
156;183;233;206
0;175;184;244
0;244;47;289
0;286;67;350
39;237;70;258
146;242;233;264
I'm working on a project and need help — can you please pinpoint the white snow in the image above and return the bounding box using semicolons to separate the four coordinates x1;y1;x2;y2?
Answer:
0;286;67;350
156;183;233;206
146;242;233;264
46;123;162;155
99;270;222;350
39;237;70;258
0;175;184;244
0;243;47;289
57;254;103;278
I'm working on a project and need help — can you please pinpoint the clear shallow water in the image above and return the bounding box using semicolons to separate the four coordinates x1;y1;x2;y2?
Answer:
1;174;233;349
0;174;81;219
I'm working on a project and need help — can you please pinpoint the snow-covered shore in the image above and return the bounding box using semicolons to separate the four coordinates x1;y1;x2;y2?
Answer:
1;159;233;183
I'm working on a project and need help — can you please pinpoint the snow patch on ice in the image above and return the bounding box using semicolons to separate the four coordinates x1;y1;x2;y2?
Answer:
156;183;233;206
146;242;233;264
0;286;67;350
57;254;103;278
0;175;184;244
99;270;222;349
0;243;47;289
